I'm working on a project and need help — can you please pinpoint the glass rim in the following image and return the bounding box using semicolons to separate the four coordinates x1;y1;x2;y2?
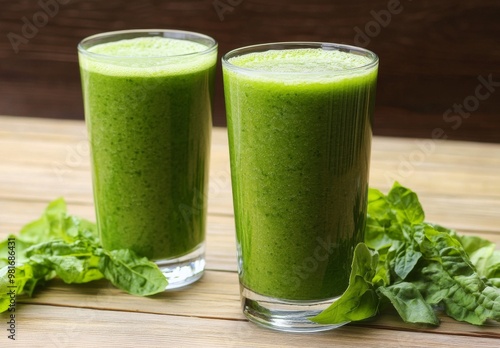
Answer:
77;29;218;60
222;42;378;76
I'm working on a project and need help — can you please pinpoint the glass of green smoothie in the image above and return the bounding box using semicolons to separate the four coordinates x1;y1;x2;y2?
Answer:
222;42;378;331
78;30;217;289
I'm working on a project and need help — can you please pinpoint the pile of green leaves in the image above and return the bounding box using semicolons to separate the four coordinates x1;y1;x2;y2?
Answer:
0;198;167;313
312;183;500;326
2;184;499;325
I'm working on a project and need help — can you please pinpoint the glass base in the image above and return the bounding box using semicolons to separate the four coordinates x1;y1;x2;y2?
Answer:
240;285;348;332
155;243;205;290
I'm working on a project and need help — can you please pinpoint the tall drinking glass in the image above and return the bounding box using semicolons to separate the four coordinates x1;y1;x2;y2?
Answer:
78;30;217;289
222;42;378;331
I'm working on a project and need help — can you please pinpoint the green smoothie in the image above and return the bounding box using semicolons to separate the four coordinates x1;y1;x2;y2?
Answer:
79;36;216;261
223;48;378;301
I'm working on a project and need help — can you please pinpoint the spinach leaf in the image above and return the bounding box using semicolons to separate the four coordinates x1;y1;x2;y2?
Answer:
0;235;33;268
26;240;103;284
98;249;168;296
312;182;500;327
0;198;168;313
416;225;500;324
310;243;379;324
0;262;52;312
393;241;422;280
459;235;499;280
377;282;439;325
386;183;425;226
17;198;68;244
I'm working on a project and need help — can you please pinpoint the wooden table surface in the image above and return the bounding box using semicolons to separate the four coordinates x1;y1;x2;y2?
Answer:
1;115;499;347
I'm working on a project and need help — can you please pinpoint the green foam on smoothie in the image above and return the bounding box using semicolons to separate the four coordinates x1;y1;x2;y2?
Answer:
80;37;215;76
227;48;375;79
89;36;208;57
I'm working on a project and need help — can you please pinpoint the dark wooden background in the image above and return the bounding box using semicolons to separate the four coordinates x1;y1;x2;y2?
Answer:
1;0;499;142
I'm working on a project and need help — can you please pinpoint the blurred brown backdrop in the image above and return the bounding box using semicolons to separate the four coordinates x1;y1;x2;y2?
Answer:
1;0;499;142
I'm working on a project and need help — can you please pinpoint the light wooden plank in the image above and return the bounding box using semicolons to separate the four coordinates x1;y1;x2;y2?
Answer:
1;116;500;346
1;304;498;347
20;271;243;320
1;201;499;277
1;155;500;233
15;271;499;338
2;116;500;219
2;117;500;200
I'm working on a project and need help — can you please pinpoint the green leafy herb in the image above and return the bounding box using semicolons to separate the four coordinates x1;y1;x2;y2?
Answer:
0;198;167;313
312;243;379;324
458;234;500;287
311;182;500;327
98;249;168;296
377;282;439;325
